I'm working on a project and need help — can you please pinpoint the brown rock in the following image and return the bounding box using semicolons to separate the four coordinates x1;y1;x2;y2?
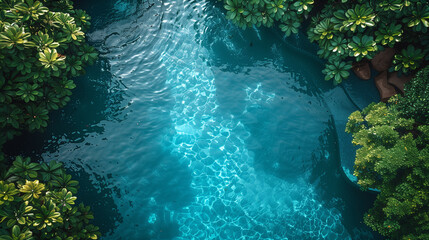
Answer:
387;72;413;94
371;48;395;72
353;61;371;80
375;71;397;102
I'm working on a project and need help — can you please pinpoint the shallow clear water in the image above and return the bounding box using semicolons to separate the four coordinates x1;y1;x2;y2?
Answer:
6;0;382;239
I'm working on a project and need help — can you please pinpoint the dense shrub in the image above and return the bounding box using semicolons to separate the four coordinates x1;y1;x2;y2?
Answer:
308;0;429;84
346;102;429;239
396;66;429;124
0;156;100;239
0;0;98;146
223;0;313;35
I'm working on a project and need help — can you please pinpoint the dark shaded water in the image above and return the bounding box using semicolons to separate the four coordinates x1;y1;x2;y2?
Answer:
5;0;382;239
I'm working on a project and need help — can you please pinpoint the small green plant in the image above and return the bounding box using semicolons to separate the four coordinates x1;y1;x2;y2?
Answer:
375;23;402;47
402;2;429;33
0;25;33;50
293;0;314;14
279;19;300;37
343;4;376;32
392;45;425;73
313;19;335;41
327;36;348;55
348;35;377;61
0;156;100;239
322;60;352;85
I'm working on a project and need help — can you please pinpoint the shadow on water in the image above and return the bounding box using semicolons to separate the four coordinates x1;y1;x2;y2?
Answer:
308;121;383;240
199;3;333;96
74;0;155;30
3;56;126;235
68;166;123;235
4;57;126;155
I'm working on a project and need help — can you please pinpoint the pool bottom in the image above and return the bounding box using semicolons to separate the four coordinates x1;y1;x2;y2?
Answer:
154;18;352;238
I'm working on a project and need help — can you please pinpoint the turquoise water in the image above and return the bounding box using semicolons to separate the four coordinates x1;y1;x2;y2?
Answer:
5;0;382;239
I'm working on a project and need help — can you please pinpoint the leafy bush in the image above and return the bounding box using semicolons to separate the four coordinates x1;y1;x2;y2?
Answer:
223;0;313;35
396;65;429;124
0;0;98;146
346;102;429;239
308;0;429;84
0;156;100;239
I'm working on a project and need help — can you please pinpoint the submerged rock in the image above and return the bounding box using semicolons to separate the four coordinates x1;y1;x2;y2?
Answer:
374;71;397;102
353;61;371;80
387;71;413;94
371;48;395;72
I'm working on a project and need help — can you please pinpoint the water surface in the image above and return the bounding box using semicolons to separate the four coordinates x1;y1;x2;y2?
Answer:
6;0;381;239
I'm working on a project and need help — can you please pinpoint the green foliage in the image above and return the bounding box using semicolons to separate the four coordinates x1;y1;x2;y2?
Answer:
0;25;32;50
38;48;66;71
0;4;99;236
347;35;377;61
223;0;312;31
375;23;402;48
396;66;429;124
307;0;429;84
313;19;335;41
0;0;98;146
378;0;407;12
346;102;429;239
293;0;313;14
0;156;100;239
403;2;429;33
0;182;19;205
392;45;425;73
327;36;348;55
322;60;351;85
279;19;300;37
343;4;376;32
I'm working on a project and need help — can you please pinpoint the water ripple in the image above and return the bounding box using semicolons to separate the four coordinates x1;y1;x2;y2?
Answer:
6;0;380;238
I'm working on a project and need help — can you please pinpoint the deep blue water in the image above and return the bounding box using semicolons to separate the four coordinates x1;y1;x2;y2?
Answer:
5;0;383;239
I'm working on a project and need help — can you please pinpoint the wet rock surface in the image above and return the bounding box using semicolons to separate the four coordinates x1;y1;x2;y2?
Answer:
371;48;395;72
375;71;397;102
353;61;371;80
387;72;413;94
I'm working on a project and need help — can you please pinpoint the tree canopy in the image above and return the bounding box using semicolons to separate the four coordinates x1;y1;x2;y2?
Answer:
346;101;429;239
